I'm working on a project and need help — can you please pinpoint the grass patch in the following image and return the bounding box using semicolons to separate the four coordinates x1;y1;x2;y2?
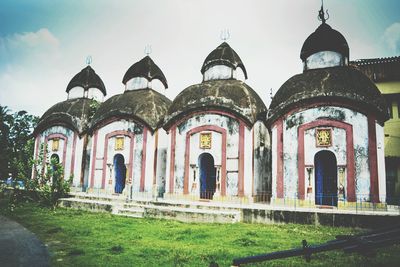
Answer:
1;201;399;266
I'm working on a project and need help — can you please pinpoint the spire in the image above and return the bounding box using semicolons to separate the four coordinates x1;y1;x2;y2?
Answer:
318;0;329;24
86;55;92;66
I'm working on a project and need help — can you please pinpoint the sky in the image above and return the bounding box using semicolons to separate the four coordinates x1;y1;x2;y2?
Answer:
1;0;400;116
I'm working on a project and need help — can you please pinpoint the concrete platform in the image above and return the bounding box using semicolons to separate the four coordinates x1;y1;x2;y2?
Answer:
59;192;400;228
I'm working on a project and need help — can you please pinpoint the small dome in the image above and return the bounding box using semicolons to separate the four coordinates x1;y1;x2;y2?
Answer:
34;98;97;136
267;67;388;125
300;23;349;62
164;79;266;129
66;66;107;96
122;56;168;89
90;89;171;132
201;42;248;79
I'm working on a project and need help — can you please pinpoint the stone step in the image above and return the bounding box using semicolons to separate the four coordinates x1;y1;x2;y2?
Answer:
144;205;241;223
70;192;126;203
117;207;145;218
59;198;113;213
123;199;242;213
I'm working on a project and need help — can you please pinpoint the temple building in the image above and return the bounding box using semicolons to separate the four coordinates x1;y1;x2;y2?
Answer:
32;65;106;187
266;7;388;206
162;42;269;201
351;56;400;204
87;56;171;197
32;5;393;209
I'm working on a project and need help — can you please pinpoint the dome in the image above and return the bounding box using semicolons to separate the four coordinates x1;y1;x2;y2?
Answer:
201;42;248;79
164;79;266;129
66;65;107;96
267;66;389;125
90;89;172;132
300;23;349;62
34;98;97;136
122;56;168;89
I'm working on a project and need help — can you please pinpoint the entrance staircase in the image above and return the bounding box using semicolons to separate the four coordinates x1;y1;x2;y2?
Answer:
59;192;242;223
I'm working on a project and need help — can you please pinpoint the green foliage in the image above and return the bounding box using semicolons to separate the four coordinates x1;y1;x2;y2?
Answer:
0;105;39;180
28;144;72;208
88;99;100;121
1;202;399;267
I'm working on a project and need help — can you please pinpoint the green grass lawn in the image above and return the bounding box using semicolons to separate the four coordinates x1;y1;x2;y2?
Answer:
1;201;400;267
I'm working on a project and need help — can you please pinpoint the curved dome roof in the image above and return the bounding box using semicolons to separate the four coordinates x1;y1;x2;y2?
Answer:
122;56;168;88
300;23;349;61
66;66;107;96
90;89;171;132
34;98;96;136
267;66;388;125
201;42;248;79
164;79;266;129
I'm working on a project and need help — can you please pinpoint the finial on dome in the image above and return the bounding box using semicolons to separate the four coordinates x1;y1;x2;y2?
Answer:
220;29;230;41
144;45;152;56
318;0;329;24
86;55;92;66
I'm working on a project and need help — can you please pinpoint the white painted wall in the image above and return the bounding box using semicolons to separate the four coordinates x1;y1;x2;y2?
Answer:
36;126;75;183
166;113;250;197
87;88;104;102
203;65;234;81
305;51;345;71
68;86;85;99
243;127;252;196
376;123;386;202
89;120;144;193
271;125;277;199
271;106;371;201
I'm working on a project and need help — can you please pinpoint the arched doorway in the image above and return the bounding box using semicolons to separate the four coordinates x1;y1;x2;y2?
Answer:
199;153;216;199
50;154;60;184
114;154;126;194
314;150;338;206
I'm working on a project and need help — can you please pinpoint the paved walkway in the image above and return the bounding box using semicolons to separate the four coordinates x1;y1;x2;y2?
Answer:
0;215;50;267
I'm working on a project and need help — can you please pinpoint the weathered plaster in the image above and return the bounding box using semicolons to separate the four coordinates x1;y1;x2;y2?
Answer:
275;106;371;200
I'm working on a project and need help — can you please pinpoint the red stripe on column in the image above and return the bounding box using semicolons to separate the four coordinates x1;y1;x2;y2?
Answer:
183;131;191;194
101;134;109;189
140;128;148;192
368;115;379;203
221;129;227;197
169;127;176;193
276;118;284;199
70;132;77;177
90;130;98;188
298;124;305;199
238;122;245;197
128;132;135;185
153;131;159;186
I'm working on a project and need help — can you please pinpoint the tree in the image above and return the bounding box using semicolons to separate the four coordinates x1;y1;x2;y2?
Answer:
0;106;39;180
0;106;13;180
9;110;39;180
29;143;71;208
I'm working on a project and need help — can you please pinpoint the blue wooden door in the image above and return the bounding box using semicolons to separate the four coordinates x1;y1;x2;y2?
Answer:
315;155;324;205
114;154;126;194
314;151;337;206
199;153;216;199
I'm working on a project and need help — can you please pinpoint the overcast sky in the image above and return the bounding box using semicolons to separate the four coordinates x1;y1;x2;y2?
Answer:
1;0;399;116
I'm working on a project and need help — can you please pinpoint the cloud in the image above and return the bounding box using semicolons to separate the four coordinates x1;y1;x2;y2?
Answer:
383;22;400;54
0;28;60;67
0;29;64;115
